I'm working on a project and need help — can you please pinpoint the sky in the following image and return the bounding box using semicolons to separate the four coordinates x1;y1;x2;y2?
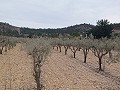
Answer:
0;0;120;28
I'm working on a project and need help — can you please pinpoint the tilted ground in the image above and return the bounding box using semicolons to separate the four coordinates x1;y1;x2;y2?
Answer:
42;48;120;90
0;45;120;90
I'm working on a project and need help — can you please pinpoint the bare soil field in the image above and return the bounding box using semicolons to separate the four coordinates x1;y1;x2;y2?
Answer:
0;45;120;90
42;48;120;90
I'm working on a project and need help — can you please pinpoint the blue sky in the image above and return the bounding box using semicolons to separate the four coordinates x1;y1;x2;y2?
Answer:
0;0;120;28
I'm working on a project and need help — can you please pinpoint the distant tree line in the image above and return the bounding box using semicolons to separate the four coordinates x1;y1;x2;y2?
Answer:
20;23;93;38
0;20;120;38
0;29;19;37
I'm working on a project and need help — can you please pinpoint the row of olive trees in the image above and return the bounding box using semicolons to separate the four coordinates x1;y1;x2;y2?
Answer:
0;37;18;54
25;38;51;90
51;37;120;71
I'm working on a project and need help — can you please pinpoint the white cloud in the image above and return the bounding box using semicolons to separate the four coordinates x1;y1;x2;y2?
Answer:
0;0;120;28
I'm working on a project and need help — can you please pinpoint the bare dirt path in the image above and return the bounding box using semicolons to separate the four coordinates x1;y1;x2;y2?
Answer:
0;44;35;90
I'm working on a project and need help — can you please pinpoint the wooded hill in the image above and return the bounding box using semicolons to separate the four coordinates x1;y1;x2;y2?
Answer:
0;22;120;37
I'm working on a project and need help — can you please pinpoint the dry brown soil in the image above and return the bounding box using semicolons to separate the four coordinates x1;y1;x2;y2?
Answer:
0;44;35;90
0;45;120;90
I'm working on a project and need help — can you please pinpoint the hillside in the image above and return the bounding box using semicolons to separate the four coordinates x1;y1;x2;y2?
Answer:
20;24;94;37
0;22;120;37
0;22;20;36
0;22;94;37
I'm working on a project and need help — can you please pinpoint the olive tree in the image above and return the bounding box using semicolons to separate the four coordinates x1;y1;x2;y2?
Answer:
69;39;79;58
25;38;51;90
51;38;59;50
108;37;120;63
56;39;63;52
91;39;113;71
62;39;71;55
0;40;5;54
79;38;92;63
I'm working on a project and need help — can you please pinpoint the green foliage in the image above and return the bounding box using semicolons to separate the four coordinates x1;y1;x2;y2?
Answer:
0;29;19;37
20;24;94;38
51;36;120;71
0;36;18;54
88;19;113;39
25;38;51;55
78;38;92;63
24;38;51;90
